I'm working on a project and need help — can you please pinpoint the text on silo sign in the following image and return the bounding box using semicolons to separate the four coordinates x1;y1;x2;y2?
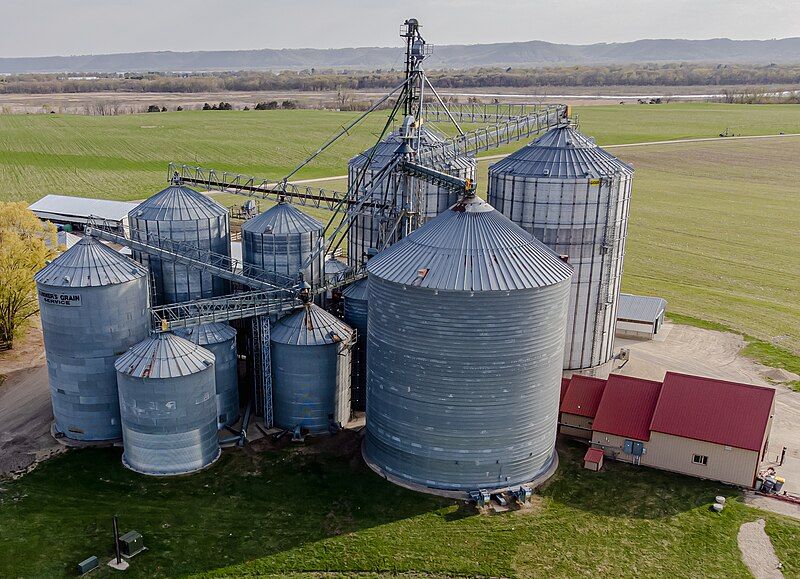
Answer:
39;291;82;307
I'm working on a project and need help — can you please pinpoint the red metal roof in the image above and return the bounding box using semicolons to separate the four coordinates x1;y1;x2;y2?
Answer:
560;375;606;418
650;372;775;452
584;447;604;463
560;377;571;404
591;374;662;441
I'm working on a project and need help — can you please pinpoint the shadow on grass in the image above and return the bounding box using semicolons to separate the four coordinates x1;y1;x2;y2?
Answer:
0;430;452;579
545;439;742;520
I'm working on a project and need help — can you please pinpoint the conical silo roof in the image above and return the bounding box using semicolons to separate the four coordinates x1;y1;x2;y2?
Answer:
342;277;368;300
241;201;323;235
324;256;349;277
131;185;227;221
35;236;147;287
173;322;236;347
271;303;353;346
115;333;215;379
490;124;632;179
366;195;572;291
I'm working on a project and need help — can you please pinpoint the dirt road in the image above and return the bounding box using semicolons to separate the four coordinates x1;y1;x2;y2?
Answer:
0;322;62;477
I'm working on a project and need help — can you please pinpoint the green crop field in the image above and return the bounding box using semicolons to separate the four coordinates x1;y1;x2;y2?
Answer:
2;103;800;205
0;438;798;578
1;102;799;360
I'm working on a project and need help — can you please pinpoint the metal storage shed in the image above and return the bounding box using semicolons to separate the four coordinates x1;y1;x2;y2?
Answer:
616;294;667;339
29;194;138;237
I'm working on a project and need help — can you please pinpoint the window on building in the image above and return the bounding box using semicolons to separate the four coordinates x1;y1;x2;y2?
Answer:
692;454;708;466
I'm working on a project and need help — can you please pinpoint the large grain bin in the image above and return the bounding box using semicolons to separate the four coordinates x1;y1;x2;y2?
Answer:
173;323;239;427
270;303;354;433
347;125;475;268
487;124;633;370
34;237;149;441
342;278;368;411
115;333;220;475
242;201;325;288
129;182;230;305
364;194;572;492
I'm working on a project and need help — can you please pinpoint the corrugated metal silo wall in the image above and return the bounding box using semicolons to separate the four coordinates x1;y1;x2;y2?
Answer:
365;276;570;490
242;228;324;288
37;278;149;441
346;161;476;269
129;213;230;305
117;366;220;475
343;292;368;411
200;336;239;428
270;341;351;433
488;173;632;369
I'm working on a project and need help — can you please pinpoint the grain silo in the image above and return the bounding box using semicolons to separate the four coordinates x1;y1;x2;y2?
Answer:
342;278;368;411
324;255;349;286
487;124;633;370
129;181;230;305
115;332;220;475
364;194;572;492
34;237;149;441
347;125;475;268
242;201;325;288
270;302;354;433
173;323;239;428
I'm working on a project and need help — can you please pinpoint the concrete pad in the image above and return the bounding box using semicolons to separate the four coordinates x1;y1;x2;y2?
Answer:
107;559;129;571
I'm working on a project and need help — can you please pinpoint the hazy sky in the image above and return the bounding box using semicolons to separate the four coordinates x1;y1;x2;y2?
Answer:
2;0;799;58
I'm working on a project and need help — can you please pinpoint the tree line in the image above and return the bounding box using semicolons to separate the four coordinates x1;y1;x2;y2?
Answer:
2;63;800;94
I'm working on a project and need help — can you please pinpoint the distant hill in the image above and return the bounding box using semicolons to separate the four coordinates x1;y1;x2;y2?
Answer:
3;38;800;73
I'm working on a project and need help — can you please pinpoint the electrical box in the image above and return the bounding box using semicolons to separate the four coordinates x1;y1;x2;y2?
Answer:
119;531;145;558
77;556;98;575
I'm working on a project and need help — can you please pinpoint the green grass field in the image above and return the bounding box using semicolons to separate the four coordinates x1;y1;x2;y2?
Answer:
0;438;798;578
2;103;800;205
1;103;799;358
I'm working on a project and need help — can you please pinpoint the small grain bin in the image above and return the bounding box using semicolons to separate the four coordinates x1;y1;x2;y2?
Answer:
270;302;354;433
342;278;368;411
35;237;149;441
129;181;230;305
115;333;220;475
174;323;239;427
242;201;325;288
364;194;572;492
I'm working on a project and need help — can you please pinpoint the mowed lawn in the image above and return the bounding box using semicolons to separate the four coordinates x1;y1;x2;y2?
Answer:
0;439;798;578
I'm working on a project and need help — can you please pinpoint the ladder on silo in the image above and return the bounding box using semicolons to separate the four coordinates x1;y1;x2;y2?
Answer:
594;174;620;362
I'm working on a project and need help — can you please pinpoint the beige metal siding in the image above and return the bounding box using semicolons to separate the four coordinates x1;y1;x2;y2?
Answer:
615;320;655;339
591;432;645;464
594;430;758;487
560;413;594;439
643;433;759;487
